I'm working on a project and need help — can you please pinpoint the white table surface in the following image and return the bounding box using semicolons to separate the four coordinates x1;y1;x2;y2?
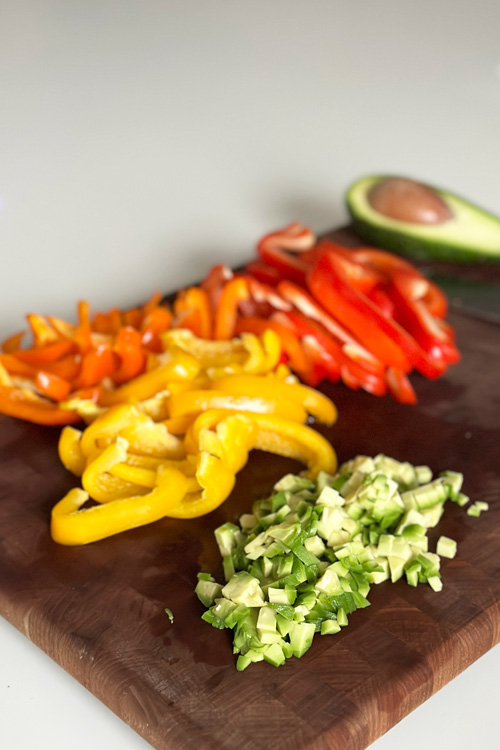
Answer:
1;2;499;748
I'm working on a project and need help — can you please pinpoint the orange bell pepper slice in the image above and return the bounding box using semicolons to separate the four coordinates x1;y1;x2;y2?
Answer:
35;371;72;402
213;276;251;340
173;287;213;339
0;386;81;425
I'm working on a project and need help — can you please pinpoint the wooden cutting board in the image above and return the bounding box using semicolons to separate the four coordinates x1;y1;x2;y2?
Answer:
1;229;499;750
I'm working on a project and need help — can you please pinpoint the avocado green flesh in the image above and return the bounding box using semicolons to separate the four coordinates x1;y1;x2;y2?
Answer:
346;175;500;263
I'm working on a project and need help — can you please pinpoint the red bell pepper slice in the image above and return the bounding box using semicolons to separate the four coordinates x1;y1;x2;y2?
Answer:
385;367;417;405
387;271;459;368
307;252;415;372
257;223;316;285
350;247;448;318
277;309;388;396
276;280;386;377
244;261;282;286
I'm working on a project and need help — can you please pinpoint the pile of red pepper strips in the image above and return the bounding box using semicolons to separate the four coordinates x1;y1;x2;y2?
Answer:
0;223;460;425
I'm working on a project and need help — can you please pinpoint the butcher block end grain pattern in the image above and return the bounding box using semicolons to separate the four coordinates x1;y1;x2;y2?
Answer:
1;228;500;750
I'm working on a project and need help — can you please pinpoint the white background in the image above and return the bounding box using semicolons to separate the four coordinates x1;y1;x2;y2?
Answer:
1;1;500;748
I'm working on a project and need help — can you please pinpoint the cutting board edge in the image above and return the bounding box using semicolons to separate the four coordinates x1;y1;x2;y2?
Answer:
2;590;500;750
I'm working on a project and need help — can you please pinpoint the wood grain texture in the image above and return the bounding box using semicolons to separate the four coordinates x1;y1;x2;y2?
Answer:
1;228;499;750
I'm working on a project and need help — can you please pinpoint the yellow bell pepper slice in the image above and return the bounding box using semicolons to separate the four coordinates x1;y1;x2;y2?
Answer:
80;404;183;461
239;330;282;374
197;414;256;474
99;347;201;406
168;389;308;424
188;411;337;479
248;414;337;478
162;329;248;367
51;467;189;545
162;452;236;519
212;374;338;425
58;426;86;476
82;439;150;502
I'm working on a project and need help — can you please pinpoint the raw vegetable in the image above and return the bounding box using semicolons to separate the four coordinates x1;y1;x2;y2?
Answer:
345;175;500;263
51;330;338;545
0;293;173;425
0;222;460;425
170;223;460;403
195;454;482;670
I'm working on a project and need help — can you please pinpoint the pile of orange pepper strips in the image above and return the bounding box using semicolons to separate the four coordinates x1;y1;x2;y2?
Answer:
0;223;460;545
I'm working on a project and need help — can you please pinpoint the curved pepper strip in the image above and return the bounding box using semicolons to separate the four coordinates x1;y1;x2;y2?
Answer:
82;439;151;502
276;281;385;376
51;466;189;546
162;329;249;369
0;386;81;426
173;286;213;339
168;389;308;424
248;414;338;478
257;223;316;285
99;347;200;406
235;330;282;375
186;410;337;480
211;374;338;425
234;316;311;380
307;252;416;373
162;452;236;519
214;276;251;340
59;426;86;476
80;404;183;462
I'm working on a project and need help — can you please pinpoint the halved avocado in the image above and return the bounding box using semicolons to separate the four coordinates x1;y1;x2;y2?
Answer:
345;175;500;263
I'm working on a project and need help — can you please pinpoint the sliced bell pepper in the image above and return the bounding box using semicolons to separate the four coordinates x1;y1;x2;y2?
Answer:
99;347;201;406
257;223;316;285
35;371;72;402
80;404;183;463
211;374;338;425
168;388;308;424
234;316;310;379
385;367;417;405
276;281;385;376
12;339;76;365
200;264;234;310
81;439;152;502
111;327;147;385
213;276;251;340
386;271;459;373
162;452;236;519
59;426;86;476
0;386;81;425
173;287;212;339
307;251;415;372
51;466;189;545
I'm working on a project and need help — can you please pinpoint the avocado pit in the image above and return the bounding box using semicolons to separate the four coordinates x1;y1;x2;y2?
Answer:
368;177;454;225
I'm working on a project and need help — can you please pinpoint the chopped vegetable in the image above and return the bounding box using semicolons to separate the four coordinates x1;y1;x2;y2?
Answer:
0;292;174;425
50;330;339;544
195;454;480;670
161;223;460;402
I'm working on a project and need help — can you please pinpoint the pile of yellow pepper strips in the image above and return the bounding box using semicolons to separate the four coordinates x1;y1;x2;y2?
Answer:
51;328;338;545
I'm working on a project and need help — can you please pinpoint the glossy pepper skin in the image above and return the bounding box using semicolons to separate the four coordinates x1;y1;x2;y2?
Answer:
50;329;339;544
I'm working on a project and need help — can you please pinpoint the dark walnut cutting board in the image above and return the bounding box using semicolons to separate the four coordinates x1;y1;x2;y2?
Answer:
1;228;499;750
